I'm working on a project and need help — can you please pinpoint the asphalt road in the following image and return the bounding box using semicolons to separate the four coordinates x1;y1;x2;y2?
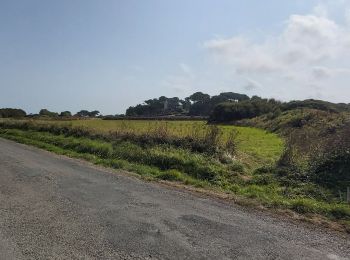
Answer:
0;138;349;260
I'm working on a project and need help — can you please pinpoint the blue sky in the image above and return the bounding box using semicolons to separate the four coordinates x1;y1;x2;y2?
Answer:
1;0;349;114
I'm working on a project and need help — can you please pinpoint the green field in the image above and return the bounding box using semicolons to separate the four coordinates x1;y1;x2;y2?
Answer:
46;119;284;169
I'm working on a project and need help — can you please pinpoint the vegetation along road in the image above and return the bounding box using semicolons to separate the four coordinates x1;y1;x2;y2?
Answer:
0;138;349;259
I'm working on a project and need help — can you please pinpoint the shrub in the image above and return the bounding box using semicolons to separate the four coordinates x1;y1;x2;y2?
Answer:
309;123;350;191
281;99;347;113
228;162;245;173
157;170;183;181
310;152;350;191
290;198;319;214
209;98;281;122
329;205;350;220
250;174;275;185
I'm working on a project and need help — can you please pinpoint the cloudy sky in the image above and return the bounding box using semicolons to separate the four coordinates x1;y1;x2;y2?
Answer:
1;0;350;114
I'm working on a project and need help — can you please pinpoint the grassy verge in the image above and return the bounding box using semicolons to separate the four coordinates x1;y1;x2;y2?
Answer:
0;126;349;231
2;118;284;171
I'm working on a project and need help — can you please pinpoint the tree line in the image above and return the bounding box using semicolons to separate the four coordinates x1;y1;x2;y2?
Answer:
126;91;350;122
37;109;100;118
0;108;26;118
126;92;250;117
2;91;349;121
126;91;281;120
0;108;101;118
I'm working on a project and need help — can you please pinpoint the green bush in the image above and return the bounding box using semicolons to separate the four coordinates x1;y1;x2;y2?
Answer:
210;98;280;122
290;198;319;214
157;170;184;181
250;174;275;185
228;161;245;173
310;152;350;191
329;205;350;220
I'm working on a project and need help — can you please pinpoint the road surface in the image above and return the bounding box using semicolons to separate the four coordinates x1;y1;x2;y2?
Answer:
0;138;349;259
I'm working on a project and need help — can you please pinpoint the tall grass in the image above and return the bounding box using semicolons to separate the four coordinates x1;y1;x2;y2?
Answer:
0;119;285;169
0;120;235;155
0;128;230;183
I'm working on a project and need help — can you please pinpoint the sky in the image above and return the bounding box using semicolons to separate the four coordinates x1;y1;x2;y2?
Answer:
1;0;350;114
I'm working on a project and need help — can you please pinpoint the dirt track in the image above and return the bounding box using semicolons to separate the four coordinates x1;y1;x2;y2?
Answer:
0;138;349;259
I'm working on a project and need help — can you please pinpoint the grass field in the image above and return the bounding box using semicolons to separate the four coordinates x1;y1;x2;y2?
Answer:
1;118;350;230
53;119;284;169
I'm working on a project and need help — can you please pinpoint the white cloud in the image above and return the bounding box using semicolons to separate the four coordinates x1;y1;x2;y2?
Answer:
203;2;350;102
204;14;345;69
204;36;281;74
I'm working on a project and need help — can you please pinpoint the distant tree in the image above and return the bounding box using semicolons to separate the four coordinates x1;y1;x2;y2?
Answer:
189;92;210;103
39;109;58;117
126;96;183;116
75;110;100;117
126;104;144;116
251;95;262;101
75;110;90;117
0;108;26;118
39;109;49;116
180;97;192;113
89;110;100;117
209;98;281;122
59;111;72;117
125;91;255;117
220;92;250;101
165;97;182;113
188;92;211;116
